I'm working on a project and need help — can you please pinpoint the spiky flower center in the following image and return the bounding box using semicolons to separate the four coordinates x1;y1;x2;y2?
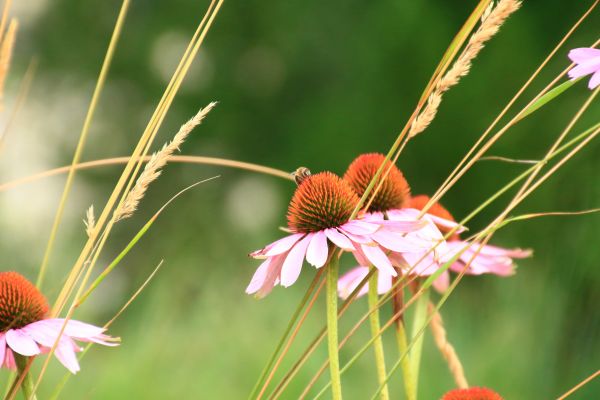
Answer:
410;195;459;239
442;387;503;400
0;272;49;331
287;172;359;233
343;153;410;213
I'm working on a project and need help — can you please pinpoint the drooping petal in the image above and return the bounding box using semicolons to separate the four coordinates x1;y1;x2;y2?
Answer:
433;270;450;293
338;267;370;299
338;227;373;244
5;329;40;356
54;336;81;374
280;235;312;287
31;319;119;347
377;219;427;233
4;349;15;369
246;258;272;295
360;244;397;277
568;57;600;79
352;246;371;267
306;231;329;268
341;220;380;235
250;233;304;258
402;251;440;276
325;228;355;251
0;334;5;369
568;47;600;63
588;70;600;89
372;230;425;253
256;253;288;298
377;271;393;294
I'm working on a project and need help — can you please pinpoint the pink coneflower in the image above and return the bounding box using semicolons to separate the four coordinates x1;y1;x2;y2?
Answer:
568;47;600;89
441;387;503;400
344;152;411;212
337;154;461;298
409;195;531;291
0;272;118;374
247;171;425;298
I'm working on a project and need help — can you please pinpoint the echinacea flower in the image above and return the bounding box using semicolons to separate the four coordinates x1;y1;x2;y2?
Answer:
0;272;118;373
441;387;503;400
409;195;532;291
337;154;462;298
568;47;600;89
246;171;425;298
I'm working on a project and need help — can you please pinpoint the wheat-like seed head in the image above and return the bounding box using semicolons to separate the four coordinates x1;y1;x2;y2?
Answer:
114;101;217;221
84;205;96;237
409;0;521;138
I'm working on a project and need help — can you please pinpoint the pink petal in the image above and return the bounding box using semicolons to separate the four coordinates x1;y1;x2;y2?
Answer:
0;333;5;369
338;267;370;299
360;244;397;277
246;258;272;294
4;349;15;370
341;220;380;235
256;253;288;298
250;233;304;258
568;57;600;79
433;270;450;293
338;228;372;244
427;214;465;233
377;271;393;294
54;337;81;374
378;219;427;233
568;48;600;63
402;251;440;276
588;70;600;89
372;230;424;253
41;319;118;347
280;235;312;287
5;329;40;356
306;231;329;268
325;228;355;251
352;247;371;266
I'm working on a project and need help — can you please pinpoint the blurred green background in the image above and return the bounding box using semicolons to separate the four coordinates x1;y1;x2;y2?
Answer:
0;0;598;398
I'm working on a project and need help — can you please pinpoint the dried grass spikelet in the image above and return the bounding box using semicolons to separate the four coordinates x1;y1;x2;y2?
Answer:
114;101;217;221
0;18;17;109
84;205;96;237
429;303;469;389
409;0;521;138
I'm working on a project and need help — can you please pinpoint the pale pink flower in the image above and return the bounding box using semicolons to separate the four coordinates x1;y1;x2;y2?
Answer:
246;172;425;298
338;208;459;299
0;272;119;373
432;241;532;292
568;47;600;89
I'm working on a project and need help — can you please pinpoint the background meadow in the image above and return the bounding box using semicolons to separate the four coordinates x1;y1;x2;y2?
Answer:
0;0;598;398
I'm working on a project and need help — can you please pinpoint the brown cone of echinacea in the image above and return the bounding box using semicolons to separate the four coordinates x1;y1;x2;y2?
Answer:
0;271;49;331
343;153;410;213
287;171;360;233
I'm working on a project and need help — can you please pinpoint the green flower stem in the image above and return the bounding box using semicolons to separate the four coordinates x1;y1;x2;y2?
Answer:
368;273;390;400
326;255;343;400
14;355;37;400
395;318;415;400
409;287;429;399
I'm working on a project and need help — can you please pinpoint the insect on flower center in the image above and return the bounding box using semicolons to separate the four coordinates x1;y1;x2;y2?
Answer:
343;153;410;213
287;172;359;233
0;272;49;331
